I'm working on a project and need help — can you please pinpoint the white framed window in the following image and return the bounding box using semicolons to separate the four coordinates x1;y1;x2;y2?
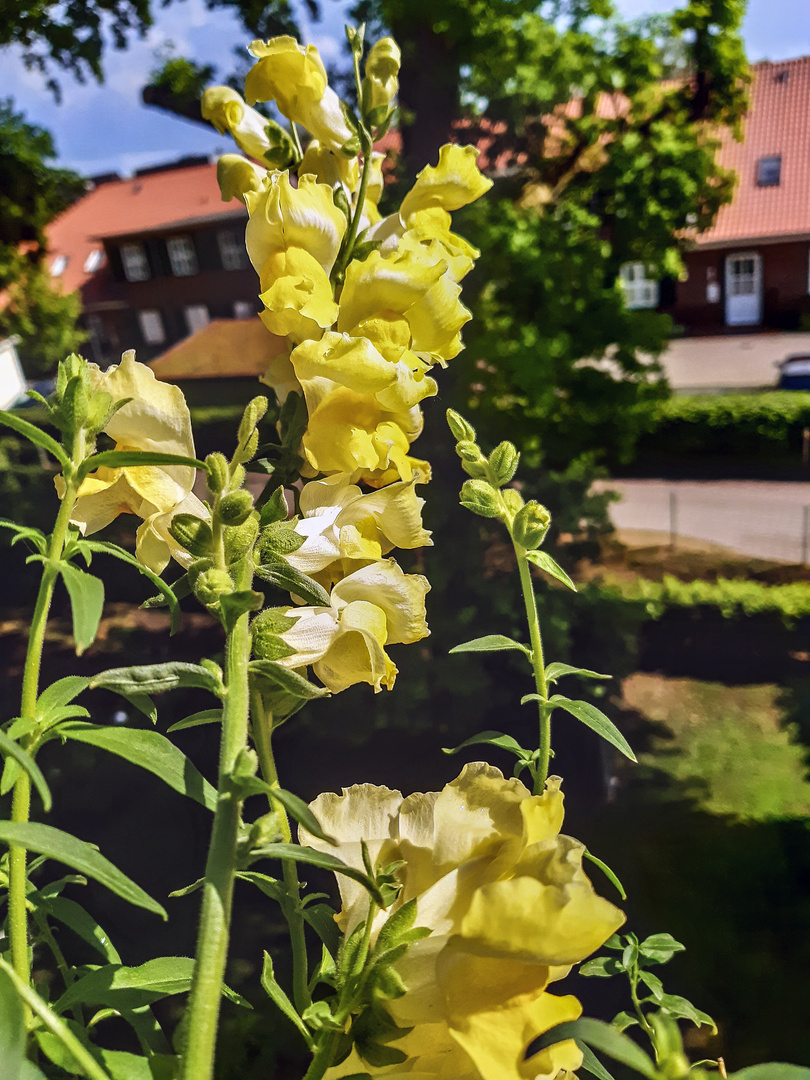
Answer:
167;235;199;276
50;254;69;277
137;310;165;345
185;305;210;334
83;248;104;273
619;263;659;309
756;155;781;187
121;243;150;282
218;229;247;271
233;301;254;320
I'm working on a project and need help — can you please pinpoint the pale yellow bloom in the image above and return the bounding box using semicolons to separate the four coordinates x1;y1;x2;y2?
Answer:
202;86;275;163
65;352;208;574
288;473;431;580
258;246;339;342
305;765;624;1080
400;144;494;223
245;171;347;276
216;153;267;203
363;37;401;118
275;559;430;692
246;36;354;152
299;140;360;194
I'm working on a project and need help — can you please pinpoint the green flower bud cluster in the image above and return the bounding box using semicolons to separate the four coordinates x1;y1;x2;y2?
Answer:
40;352;128;463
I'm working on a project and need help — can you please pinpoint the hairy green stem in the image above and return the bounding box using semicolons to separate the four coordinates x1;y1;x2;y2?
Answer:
302;1031;341;1080
181;561;253;1080
516;550;551;793
9;475;78;1006
251;691;310;1014
334;132;374;280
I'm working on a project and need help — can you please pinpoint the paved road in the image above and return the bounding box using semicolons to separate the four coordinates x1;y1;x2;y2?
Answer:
592;478;810;563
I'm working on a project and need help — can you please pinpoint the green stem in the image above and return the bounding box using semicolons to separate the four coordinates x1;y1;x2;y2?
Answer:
8;475;78;1005
251;691;310;1014
629;968;655;1045
181;561;253;1080
302;1031;341;1080
516;549;551;793
334;134;374;281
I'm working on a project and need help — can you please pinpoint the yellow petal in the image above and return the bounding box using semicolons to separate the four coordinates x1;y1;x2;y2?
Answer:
246;172;347;274
331;558;430;645
315;599;398;693
338;247;445;334
259;245;338;341
292;332;396;396
400;144;494;222
70;469;138;535
202;86;275;162
299;140;359;191
216;153;267;203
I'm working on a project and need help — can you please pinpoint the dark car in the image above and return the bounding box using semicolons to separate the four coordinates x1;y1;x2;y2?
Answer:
777;354;810;390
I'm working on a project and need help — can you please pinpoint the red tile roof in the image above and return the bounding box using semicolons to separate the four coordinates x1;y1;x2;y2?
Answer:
698;56;810;246
46;161;245;294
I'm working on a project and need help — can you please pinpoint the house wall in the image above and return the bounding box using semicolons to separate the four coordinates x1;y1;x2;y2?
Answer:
664;241;810;334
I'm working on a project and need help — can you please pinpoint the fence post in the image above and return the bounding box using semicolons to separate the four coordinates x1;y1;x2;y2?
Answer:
669;490;677;550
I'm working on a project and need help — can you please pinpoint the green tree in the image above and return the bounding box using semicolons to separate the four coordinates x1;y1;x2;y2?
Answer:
0;265;87;378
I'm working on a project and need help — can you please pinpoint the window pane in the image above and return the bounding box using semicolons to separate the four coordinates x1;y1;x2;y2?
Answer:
218;229;247;271
756;156;781;187
167;235;199;276
121;243;150;282
137;310;165;345
233;301;254;319
185;305;210;334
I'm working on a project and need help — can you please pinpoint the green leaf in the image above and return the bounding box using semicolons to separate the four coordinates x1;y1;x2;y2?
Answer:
545;662;610;684
77;450;206;480
0;729;52;811
236;871;287;905
525;550;577;591
579;956;624;978
655;994;716;1031
0;958;111;1080
527;1019;657;1079
442;730;531;759
57;723;216;812
638;970;664;1000
254;561;331;606
80;540;182;635
266;786;335;844
267;845;384;906
548;696;636;761
580;1045;617;1080
638;933;686;965
58;562;105;655
449;634;530;656
0;518;48;555
119;693;157;725
20;1062;50;1079
90;662;221;697
37;676;91;720
220;589;264;631
0;822;166;919
40;895;122;964
303;902;341;957
168;877;204;898
167;709;222;733
54;957;195;1014
249;660;329;700
583;850;627;900
0;410;69;467
0;963;25;1080
732;1067;810;1080
261;951;315;1050
612;1011;639;1032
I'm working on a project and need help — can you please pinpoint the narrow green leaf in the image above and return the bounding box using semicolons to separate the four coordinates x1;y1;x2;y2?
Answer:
80;540;181;635
167;709;222;733
0;518;48;554
442;730;531;758
90;662;220;697
40;895;122;964
656;993;716;1030
449;635;530;656
579;956;624;978
0;963;25;1080
261;952;315;1049
249;660;329;700
0;730;52;811
266;786;336;844
549;696;636;761
57;723;216;812
525;550;577;591
119;693;158;725
527;1019;657;1079
236;871;287;905
638;933;686;965
302;902;341;957
639;970;664;1000
545;662;610;684
0;410;69;466
168;878;204;898
267;845;384;906
59;562;105;655
732;1067;810;1080
254;561;332;606
580;1044;617;1080
54;958;195;1014
612;1011;639;1032
0;822;166;919
36;676;91;720
583;850;627;900
0;958;111;1080
78;450;206;479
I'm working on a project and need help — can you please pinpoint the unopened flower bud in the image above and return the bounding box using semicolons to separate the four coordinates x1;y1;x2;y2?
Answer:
446;408;476;444
500;488;525;517
169;514;214;557
459;478;502;519
219;489;255;526
238;396;269;446
206;453;230;494
224;514;259;564
194;568;234;606
511;501;551;549
488;441;519;487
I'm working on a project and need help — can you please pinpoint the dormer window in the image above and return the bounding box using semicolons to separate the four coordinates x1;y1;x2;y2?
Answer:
84;249;104;273
50;255;69;276
757;156;781;187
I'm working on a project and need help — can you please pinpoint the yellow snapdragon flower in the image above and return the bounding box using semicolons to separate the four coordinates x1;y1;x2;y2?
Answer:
245;171;348;276
299;140;360;195
287;473;431;583
216;153;267;202
400;144;494;222
64;352;208;574
201;85;275;164
363;37;401;118
258;246;339;342
246;36;354;152
304;765;624;1080
274;559;430;692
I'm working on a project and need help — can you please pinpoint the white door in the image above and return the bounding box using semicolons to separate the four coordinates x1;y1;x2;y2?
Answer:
725;252;763;326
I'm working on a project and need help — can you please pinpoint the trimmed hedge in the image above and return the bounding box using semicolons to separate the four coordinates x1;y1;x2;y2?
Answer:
638;392;810;460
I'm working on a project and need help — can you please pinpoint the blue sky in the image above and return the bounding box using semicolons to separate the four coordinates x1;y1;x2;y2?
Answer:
2;0;808;177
